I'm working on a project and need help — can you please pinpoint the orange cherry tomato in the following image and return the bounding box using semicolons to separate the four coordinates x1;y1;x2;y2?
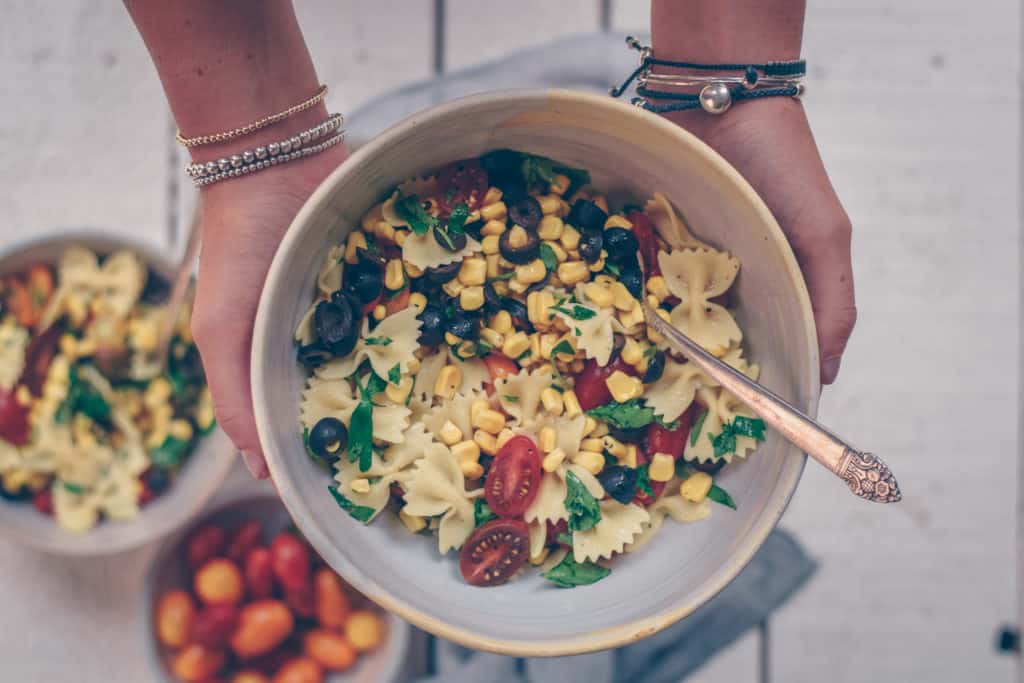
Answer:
229;600;294;659
483;353;519;382
233;672;271;683
303;629;357;672
272;657;323;683
172;643;227;682
155;589;196;648
194;558;244;606
313;569;350;629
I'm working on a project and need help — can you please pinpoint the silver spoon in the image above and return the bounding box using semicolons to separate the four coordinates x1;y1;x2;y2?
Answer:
642;303;901;503
154;204;202;373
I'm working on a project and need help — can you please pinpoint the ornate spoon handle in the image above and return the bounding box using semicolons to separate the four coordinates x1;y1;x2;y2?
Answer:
155;205;202;373
643;304;901;503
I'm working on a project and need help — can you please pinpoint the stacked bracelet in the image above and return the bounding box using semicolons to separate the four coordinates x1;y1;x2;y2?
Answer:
187;113;346;187
610;36;806;115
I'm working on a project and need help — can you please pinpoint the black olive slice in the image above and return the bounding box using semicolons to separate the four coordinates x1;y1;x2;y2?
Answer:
315;295;359;356
499;228;540;264
433;225;468;252
446;311;481;341
424;261;461;285
603;227;639;264
619;257;644;299
691;458;727;475
309;417;349;463
417;304;446;346
578;230;604;263
297;342;332;369
567;199;608;232
483;283;502;313
524;270;551;294
500;297;531;332
508;196;543;231
597;466;638;505
642;350;666;383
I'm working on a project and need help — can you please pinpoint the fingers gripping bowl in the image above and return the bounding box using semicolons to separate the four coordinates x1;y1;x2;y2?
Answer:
252;90;819;655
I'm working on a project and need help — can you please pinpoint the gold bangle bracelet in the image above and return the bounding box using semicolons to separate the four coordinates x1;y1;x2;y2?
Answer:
175;84;329;148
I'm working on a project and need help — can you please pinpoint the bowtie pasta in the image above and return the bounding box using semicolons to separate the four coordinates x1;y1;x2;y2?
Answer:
296;151;767;588
0;246;215;532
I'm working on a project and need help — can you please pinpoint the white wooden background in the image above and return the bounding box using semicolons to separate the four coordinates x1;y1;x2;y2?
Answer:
0;1;1019;681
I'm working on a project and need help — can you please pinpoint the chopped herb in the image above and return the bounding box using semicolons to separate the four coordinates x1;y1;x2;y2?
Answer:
515;349;532;361
520;154;591;194
474;499;497;527
709;429;736;458
56;365;112;424
347;372;384;472
556;532;574;546
574;328;581;336
708;416;767;458
565;470;601;532
538;243;558;272
475;340;493;357
690;409;708;446
433;226;458;251
386;281;408;299
707;484;737;510
503;394;520;403
551;302;596;321
362;372;388;398
327;486;376;523
447;203;470;236
643;345;658;362
61;481;85;495
542;552;611;588
587;399;658;430
487;272;516;282
151;435;190;469
551;340;574;359
395;194;439;234
635;465;654;497
387;363;402;385
364;336;392;346
731;416;767;441
601;261;622;277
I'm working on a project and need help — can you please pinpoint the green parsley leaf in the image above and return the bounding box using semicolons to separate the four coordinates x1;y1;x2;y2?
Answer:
474;499;497;527
487;272;516;282
551;340;574;359
587;399;658;430
731;416;767;441
387;363;402;385
601;261;621;278
327;485;376;523
365;336;392;347
635;465;654;497
395;195;438;235
61;481;86;495
710;429;737;458
433;226;458;251
539;243;558;272
520;154;591;194
565;470;601;532
151;436;191;469
690;409;708;446
347;401;374;472
447;203;470;236
515;349;531;361
361;372;388;399
707;416;766;458
475;340;493;357
542;552;611;588
503;394;520;403
551;303;596;321
386;281;408;298
707;484;738;510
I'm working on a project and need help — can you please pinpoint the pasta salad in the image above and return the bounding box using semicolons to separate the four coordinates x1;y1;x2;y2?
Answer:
0;246;214;532
296;150;766;587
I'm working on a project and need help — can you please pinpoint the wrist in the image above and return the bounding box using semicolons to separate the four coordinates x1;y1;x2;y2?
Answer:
650;1;805;63
662;95;806;146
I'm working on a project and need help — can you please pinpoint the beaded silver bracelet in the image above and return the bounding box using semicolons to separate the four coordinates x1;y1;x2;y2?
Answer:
187;113;345;186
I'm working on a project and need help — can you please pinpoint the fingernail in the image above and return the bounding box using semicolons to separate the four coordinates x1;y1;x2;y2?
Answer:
822;357;842;384
241;450;268;479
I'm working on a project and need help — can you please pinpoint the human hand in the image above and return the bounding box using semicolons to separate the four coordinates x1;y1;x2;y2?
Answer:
190;146;347;478
665;98;856;384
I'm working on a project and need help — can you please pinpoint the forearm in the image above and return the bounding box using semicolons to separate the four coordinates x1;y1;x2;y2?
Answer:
650;0;805;62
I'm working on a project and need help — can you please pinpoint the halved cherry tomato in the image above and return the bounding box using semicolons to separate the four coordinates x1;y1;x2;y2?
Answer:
0;388;30;446
21;323;63;396
484;435;541;517
436;159;489;218
26;265;54;310
627;210;661;278
573;355;636;412
459;518;530;586
482;353;518;395
384;287;410;317
632;447;666;506
646;405;696;461
270;532;311;591
3;277;38;328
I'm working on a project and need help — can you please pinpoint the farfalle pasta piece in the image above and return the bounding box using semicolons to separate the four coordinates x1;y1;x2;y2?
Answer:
626;490;710;552
495;366;553;430
572;500;650;563
644;192;706;250
300;374;410;444
551;300;616;367
402;230;481;272
446;349;490;395
659;248;742;353
528;520;547;560
645;348;759;422
357;306;422;381
0;321;28;392
408;349;446;417
316;244;346;296
421;388;489;445
684;385;759;464
98;250;147;317
523;462;604;525
401;441;482;553
531;414;587;460
332;424;432;520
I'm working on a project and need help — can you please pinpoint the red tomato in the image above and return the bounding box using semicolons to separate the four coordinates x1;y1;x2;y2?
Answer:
0;388;30;446
186;525;227;570
384;287;410;317
244;547;275;599
646;407;696;461
459;518;530;586
285;582;317;619
483;354;518;383
627;210;661;277
226;521;263;564
137;481;156;506
32;489;53;516
436;159;489;217
484;435;541;517
572;356;636;412
632;447;667;506
4;277;38;328
189;604;239;648
21;324;62;396
270;532;311;591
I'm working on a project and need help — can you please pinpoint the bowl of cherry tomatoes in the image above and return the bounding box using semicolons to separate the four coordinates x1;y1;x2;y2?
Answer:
146;494;410;683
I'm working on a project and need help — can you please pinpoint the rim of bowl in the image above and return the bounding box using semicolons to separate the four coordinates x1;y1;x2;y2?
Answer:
141;492;412;683
252;88;820;656
0;228;236;556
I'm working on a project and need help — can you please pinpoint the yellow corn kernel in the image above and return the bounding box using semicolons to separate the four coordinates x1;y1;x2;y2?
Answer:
515;259;547;285
544;240;568;263
460;286;485;312
473;408;506;435
646;326;665;345
400;509;426;533
384;259;405;291
473;429;499;455
461;460;485;480
575;450;605;475
590;420;609;437
540;388;564;416
507;225;530;248
538;195;561;215
361;204;384;232
442;278;464;298
481;219;507;236
144;377;172;408
526;291;552;328
604;214;633;230
406;262;424;277
542;448;567;473
483;186;503;205
375;221;396;243
538;426;558;453
14;385;31;407
591;195;610;213
344;231;368;264
507;278;528;295
407;357;421;374
621;338;644;366
439;420;463;446
529;332;542;359
458;257;487;286
481;234;501;255
680;471;714;502
602;435;627;458
580;437;605;453
385;376;414;404
589;254;607;273
605;370;643;403
649;453;675;482
583;281;614;308
350;478;371;494
373;304;387;320
394;229;408;246
537;215;564;240
496;427;516;450
470;398;490;424
560;225;581;250
556;260;589;286
480;327;504;348
434;364;462;400
620;444;639;468
444;332;460;346
558;198;571;217
656;308;671;322
618;305;646;329
646;275;670;301
611;282;637;312
502;331;530;359
582;418;599;438
646;294;660;309
549;174;571;195
451;439;481;463
168;419;194;442
409;292;427;311
480;201;507;222
529;546;550;566
457;341;480;360
485;254;501;280
562;390;582;418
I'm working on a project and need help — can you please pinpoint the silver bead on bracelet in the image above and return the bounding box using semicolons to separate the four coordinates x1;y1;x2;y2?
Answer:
186;113;345;184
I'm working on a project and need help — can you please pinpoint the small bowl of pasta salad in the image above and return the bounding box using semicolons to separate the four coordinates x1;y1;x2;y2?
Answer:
0;232;234;554
252;90;820;655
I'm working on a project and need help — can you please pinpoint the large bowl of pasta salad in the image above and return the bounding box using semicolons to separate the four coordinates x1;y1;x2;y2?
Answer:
0;232;234;554
252;90;820;655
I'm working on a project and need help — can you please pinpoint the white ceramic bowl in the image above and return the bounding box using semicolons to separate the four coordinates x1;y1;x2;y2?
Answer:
143;493;411;683
0;231;235;555
252;90;819;656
